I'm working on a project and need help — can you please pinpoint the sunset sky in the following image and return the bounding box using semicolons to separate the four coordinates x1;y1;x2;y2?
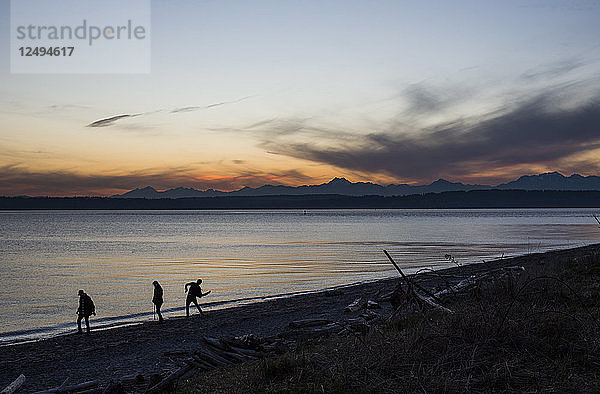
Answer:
1;0;600;196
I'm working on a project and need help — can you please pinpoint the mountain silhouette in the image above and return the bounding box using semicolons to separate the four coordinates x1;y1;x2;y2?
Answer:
111;172;600;199
496;172;600;190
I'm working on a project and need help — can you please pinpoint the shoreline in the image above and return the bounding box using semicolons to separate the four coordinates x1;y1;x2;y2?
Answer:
1;243;599;392
0;276;401;347
0;251;530;347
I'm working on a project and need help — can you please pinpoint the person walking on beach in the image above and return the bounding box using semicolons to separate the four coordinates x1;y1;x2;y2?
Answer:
184;279;208;317
76;290;95;333
152;281;164;322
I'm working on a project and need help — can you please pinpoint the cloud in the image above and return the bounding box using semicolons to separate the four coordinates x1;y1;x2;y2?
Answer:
0;165;316;196
520;59;585;81
170;96;254;113
85;95;255;128
47;104;90;110
87;114;138;127
254;88;600;183
401;83;472;115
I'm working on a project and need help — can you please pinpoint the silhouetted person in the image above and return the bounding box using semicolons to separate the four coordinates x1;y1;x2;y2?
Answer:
185;279;204;317
77;290;95;333
152;281;164;322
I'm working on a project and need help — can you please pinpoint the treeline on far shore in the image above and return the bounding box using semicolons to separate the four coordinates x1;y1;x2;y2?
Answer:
1;190;600;210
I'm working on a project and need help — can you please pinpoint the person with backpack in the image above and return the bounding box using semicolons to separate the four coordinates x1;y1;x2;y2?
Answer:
77;289;96;333
152;281;164;322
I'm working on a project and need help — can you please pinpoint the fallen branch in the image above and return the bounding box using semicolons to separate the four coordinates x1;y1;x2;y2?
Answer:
1;374;25;394
145;365;192;394
383;250;453;314
289;319;333;328
345;297;364;312
33;380;98;394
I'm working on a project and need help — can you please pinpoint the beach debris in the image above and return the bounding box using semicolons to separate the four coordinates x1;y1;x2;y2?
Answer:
367;300;381;309
323;289;344;297
380;249;527;320
1;374;25;394
140;335;285;391
344;297;364;312
360;309;381;321
383;250;454;315
160;350;190;357
102;381;125;394
289;319;334;328
145;365;193;394
433;265;526;300
33;380;98;394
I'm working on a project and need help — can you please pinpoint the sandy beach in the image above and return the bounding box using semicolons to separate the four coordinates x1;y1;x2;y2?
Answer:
1;244;599;393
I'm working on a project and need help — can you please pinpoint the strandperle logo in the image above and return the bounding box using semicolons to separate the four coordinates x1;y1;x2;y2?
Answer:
15;20;147;46
11;0;151;74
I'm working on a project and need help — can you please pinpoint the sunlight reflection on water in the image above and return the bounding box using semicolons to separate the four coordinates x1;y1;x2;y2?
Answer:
0;208;599;341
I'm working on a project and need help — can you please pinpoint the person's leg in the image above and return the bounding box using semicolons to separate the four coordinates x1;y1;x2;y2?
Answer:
193;298;202;314
156;303;163;322
85;316;90;332
77;315;83;333
186;297;191;317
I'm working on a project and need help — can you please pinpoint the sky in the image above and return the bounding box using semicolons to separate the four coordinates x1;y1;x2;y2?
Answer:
1;0;600;196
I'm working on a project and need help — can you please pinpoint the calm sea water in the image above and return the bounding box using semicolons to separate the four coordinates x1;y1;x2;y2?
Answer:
1;208;599;344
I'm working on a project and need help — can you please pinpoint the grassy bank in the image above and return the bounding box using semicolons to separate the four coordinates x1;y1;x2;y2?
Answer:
178;246;600;392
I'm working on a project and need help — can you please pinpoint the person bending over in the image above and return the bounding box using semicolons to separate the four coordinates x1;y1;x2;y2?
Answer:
185;278;205;317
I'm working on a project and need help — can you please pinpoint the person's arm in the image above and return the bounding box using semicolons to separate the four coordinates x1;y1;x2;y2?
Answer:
184;282;194;292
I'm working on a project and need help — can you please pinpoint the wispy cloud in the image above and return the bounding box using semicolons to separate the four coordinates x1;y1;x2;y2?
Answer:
86;95;255;128
170;96;254;113
87;114;139;127
520;58;585;81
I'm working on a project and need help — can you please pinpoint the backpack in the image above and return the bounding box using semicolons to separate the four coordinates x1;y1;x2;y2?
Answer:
84;294;96;315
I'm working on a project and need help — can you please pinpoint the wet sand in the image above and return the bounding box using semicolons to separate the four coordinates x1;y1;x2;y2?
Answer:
1;244;599;392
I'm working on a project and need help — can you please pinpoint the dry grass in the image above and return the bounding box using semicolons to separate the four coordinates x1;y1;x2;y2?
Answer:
178;249;600;393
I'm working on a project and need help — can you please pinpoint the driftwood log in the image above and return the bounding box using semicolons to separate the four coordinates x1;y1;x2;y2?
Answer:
1;375;25;394
33;380;98;394
344;297;364;312
383;250;454;314
434;266;525;299
289;319;333;328
145;365;192;394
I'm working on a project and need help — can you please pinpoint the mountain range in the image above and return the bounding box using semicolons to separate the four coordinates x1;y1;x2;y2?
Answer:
112;172;600;199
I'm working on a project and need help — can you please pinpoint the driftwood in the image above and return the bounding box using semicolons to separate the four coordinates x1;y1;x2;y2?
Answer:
345;297;364;312
367;300;381;309
383;250;454;315
73;389;103;394
195;348;231;367
1;375;25;394
201;336;231;351
34;380;98;394
189;356;215;371
184;358;204;369
101;381;124;394
289;319;333;328
434;266;525;299
160;350;189;357
226;344;263;358
145;365;192;394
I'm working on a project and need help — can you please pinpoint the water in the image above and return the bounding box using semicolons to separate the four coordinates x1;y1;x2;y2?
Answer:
1;208;599;344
